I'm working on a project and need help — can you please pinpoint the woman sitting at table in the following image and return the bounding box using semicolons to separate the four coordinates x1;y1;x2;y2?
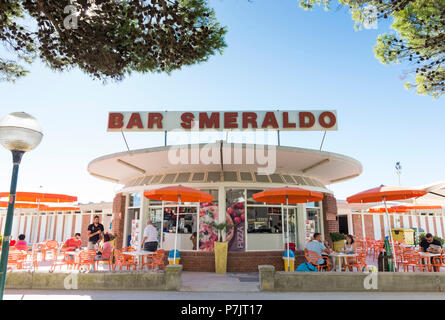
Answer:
94;233;113;261
343;234;357;270
14;234;27;251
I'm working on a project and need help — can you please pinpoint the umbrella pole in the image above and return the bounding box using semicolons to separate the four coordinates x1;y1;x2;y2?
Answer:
286;196;290;272
174;196;180;264
383;197;397;271
281;203;284;249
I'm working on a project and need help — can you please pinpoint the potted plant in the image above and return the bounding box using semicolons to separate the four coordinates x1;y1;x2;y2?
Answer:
330;232;346;252
211;221;233;274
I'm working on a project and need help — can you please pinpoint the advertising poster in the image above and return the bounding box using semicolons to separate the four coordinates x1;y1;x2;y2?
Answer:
199;202;218;251
226;201;246;252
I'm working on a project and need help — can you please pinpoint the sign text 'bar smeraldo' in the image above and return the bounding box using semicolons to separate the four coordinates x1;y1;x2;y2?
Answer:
107;110;338;132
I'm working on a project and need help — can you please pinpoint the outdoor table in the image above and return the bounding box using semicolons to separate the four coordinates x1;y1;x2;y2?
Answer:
418;252;441;271
122;250;154;269
329;252;358;272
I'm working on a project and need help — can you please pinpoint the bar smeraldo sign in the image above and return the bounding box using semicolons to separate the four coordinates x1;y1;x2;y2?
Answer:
107;110;337;131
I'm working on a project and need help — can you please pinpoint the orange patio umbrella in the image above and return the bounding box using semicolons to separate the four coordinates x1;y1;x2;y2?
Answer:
347;185;427;271
40;207;80;212
0;192;77;244
368;207;410;213
0;202;49;209
0;192;77;203
253;187;324;271
144;185;214;262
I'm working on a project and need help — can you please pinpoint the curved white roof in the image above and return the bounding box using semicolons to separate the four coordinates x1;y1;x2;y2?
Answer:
88;142;362;187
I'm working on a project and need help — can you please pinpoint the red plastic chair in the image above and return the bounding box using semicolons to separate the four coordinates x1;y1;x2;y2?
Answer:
75;249;96;271
304;249;331;271
114;249;137;271
41;240;59;261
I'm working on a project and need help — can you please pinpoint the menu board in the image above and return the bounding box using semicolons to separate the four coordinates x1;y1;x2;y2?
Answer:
305;220;316;241
130;219;140;249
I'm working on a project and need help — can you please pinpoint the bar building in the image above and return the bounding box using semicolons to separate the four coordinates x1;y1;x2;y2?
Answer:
87;142;363;271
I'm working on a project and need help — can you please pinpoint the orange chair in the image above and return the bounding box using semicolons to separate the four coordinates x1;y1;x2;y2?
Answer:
96;249;114;271
402;251;429;272
75;249;97;271
154;249;166;271
7;250;25;270
344;251;367;272
50;251;74;272
432;251;445;271
41;240;59;261
141;252;156;271
114;249;137;271
22;250;39;271
304;249;331;271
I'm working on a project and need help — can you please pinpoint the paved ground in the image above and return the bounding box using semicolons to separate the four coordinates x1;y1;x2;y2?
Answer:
4;289;445;300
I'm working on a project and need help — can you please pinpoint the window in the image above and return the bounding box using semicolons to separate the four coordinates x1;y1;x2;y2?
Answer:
162;173;177;184
240;172;253;181
247;207;282;234
254;173;270;183
192;172;205;181
247;189;263;205
128;193;141;207
151;175;163;184
223;171;237;182
207;171;222;182
282;175;295;184
176;172;191;183
269;174;283;183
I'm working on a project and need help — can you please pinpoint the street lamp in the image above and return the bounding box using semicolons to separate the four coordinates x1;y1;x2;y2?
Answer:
0;112;43;300
395;162;402;186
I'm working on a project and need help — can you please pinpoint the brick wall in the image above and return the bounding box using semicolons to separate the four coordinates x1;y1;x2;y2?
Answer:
321;193;338;244
364;215;374;239
111;193;126;250
352;215;363;239
81;214;91;246
168;250;305;272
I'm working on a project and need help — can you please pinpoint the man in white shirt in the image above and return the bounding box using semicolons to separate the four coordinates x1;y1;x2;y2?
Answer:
141;220;158;252
305;233;332;265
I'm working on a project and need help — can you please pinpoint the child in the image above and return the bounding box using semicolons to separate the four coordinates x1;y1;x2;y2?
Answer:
15;234;27;251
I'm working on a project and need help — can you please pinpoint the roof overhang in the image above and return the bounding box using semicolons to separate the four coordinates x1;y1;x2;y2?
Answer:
88;143;362;186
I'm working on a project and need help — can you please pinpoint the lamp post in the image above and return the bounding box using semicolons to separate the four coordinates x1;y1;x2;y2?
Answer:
0;112;43;300
395;162;401;186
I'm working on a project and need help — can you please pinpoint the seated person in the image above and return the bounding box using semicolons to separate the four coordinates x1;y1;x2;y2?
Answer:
343;234;357;270
15;234;27;251
420;233;442;272
420;233;442;253
305;233;331;266
61;233;82;252
9;239;16;247
94;233;113;261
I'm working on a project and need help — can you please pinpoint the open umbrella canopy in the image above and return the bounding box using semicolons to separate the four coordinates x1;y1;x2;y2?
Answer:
252;187;324;204
0;202;49;209
144;185;213;203
390;204;442;210
368;207;410;213
40;206;80;212
0;192;77;203
346;186;426;203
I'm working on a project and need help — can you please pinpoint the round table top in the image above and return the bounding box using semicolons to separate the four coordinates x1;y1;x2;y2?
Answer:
329;252;358;257
418;252;442;257
122;250;154;256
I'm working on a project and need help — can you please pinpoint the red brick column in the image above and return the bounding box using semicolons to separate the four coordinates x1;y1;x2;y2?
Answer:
81;214;91;246
380;215;385;239
321;193;338;244
364;215;374;239
352;215;363;239
111;193;126;250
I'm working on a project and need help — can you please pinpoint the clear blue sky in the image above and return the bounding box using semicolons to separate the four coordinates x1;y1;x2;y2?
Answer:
0;0;443;203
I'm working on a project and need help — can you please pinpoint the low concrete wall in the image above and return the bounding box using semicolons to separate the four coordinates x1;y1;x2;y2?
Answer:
5;265;182;291
259;265;445;292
